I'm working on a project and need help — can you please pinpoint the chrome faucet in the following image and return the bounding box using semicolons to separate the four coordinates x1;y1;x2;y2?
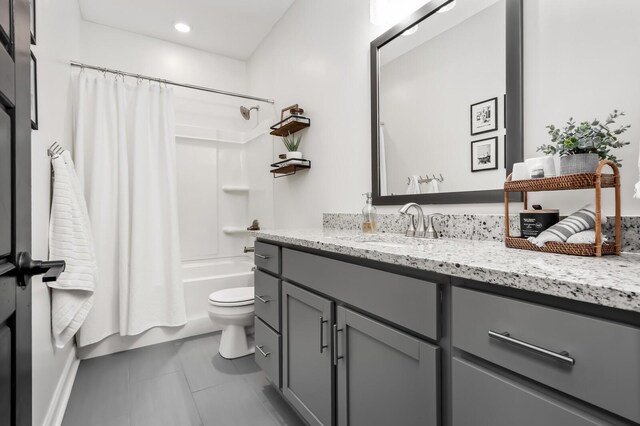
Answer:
398;203;443;239
398;203;426;237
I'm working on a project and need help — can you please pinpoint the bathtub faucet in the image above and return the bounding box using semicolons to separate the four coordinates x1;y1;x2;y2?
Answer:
243;246;255;253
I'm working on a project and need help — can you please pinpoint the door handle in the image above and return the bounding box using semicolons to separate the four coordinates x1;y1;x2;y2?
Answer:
319;317;328;353
17;252;66;287
333;324;344;365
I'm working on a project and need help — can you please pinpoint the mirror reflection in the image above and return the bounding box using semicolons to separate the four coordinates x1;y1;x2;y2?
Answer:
378;0;507;196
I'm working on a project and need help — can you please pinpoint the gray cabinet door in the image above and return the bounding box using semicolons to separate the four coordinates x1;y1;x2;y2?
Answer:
336;307;440;426
282;282;334;426
452;358;611;426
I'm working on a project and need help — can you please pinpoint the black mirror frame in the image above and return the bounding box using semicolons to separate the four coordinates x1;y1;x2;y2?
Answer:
370;0;523;205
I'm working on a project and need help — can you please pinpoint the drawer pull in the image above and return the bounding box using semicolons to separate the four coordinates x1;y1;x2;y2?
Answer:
255;295;271;303
256;345;271;357
319;317;329;353
255;254;270;260
488;330;575;366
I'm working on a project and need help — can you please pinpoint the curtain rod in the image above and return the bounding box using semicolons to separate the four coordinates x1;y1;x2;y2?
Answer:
70;61;275;104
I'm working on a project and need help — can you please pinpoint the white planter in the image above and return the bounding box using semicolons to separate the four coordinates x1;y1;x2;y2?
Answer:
286;151;302;159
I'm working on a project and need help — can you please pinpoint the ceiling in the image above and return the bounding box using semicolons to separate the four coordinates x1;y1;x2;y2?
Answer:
77;0;296;60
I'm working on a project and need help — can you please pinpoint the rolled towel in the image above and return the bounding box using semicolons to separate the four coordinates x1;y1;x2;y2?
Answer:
528;204;605;247
566;230;607;244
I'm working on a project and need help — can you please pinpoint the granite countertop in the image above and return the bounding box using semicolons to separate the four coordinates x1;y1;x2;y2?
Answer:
254;228;640;313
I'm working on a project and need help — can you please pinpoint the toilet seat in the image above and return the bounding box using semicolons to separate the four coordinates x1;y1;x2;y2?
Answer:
209;287;254;307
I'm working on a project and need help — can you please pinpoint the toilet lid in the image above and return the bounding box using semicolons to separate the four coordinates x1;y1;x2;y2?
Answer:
209;287;254;307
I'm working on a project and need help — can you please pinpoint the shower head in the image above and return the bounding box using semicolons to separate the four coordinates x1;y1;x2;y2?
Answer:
240;105;260;120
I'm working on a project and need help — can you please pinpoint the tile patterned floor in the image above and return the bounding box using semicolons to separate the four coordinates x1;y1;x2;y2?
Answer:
62;333;305;426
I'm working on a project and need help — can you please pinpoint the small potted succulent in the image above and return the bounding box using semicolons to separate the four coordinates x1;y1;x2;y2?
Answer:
537;110;630;174
282;133;303;159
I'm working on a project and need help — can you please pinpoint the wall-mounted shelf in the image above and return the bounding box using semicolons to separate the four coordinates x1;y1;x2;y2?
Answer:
222;185;250;194
222;227;251;235
270;158;311;178
269;104;310;136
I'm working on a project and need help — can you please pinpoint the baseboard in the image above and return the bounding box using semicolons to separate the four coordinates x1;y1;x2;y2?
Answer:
43;348;80;426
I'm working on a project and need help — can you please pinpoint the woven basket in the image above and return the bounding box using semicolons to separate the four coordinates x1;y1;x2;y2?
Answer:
505;237;617;257
504;173;616;192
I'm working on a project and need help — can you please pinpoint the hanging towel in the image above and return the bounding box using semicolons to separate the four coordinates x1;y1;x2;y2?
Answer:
406;176;421;194
528;204;605;247
48;151;97;348
426;179;440;194
634;149;640;199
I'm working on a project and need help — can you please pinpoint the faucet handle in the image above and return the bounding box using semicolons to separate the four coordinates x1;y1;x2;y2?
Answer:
400;212;416;237
425;213;444;239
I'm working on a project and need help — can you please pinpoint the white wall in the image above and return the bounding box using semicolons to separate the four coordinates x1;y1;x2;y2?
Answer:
249;0;640;227
380;1;506;195
31;1;82;425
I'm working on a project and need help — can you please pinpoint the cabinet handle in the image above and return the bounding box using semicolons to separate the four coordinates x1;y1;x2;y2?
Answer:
333;324;344;365
319;317;329;353
488;330;575;366
255;295;271;303
256;345;270;357
255;254;270;260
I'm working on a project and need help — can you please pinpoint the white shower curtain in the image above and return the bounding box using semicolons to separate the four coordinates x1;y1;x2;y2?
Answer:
73;73;186;347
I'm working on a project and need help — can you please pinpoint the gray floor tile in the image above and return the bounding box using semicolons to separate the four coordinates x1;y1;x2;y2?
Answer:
87;414;131;426
233;357;305;426
177;335;243;392
130;371;202;426
129;341;182;382
62;351;131;426
193;380;278;426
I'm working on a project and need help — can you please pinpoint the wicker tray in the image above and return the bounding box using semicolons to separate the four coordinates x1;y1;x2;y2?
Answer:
505;237;618;257
504;173;616;192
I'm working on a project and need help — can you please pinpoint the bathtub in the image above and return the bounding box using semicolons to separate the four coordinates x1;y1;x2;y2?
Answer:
79;256;254;359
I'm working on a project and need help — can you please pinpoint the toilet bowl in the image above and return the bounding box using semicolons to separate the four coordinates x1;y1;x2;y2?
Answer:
207;286;255;359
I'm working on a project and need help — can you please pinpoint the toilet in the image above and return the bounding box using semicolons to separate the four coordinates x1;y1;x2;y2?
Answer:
207;287;255;359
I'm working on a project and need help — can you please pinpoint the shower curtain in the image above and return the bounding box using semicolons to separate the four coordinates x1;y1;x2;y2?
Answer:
73;73;186;347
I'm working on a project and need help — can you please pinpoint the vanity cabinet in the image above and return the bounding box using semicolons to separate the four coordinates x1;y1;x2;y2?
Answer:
281;282;334;426
336;306;439;426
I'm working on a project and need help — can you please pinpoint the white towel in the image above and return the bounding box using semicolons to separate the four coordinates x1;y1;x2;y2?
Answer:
406;176;421;194
48;151;97;348
566;230;607;244
426;179;440;194
635;148;640;199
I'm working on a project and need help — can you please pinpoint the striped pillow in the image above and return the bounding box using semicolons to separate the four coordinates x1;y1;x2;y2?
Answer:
528;204;602;247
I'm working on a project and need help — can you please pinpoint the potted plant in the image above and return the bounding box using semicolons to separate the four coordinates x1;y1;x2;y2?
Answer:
537;110;630;174
282;133;303;159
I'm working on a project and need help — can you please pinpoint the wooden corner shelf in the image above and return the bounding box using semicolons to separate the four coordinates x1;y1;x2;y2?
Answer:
504;160;621;257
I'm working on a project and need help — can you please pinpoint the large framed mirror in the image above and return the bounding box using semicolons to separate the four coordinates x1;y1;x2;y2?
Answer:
371;0;523;204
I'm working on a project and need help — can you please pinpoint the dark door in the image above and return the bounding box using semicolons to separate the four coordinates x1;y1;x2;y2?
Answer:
281;282;334;426
0;0;33;425
335;306;440;426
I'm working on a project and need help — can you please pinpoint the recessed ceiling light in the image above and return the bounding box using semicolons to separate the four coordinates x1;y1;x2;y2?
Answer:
174;22;191;33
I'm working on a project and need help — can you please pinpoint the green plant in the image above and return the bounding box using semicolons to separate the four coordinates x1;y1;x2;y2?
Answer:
281;133;302;152
537;110;631;166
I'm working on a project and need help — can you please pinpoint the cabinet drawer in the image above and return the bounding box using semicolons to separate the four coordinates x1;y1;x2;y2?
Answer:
452;358;609;426
254;317;281;388
452;287;640;423
255;241;280;275
282;248;439;339
254;270;280;331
